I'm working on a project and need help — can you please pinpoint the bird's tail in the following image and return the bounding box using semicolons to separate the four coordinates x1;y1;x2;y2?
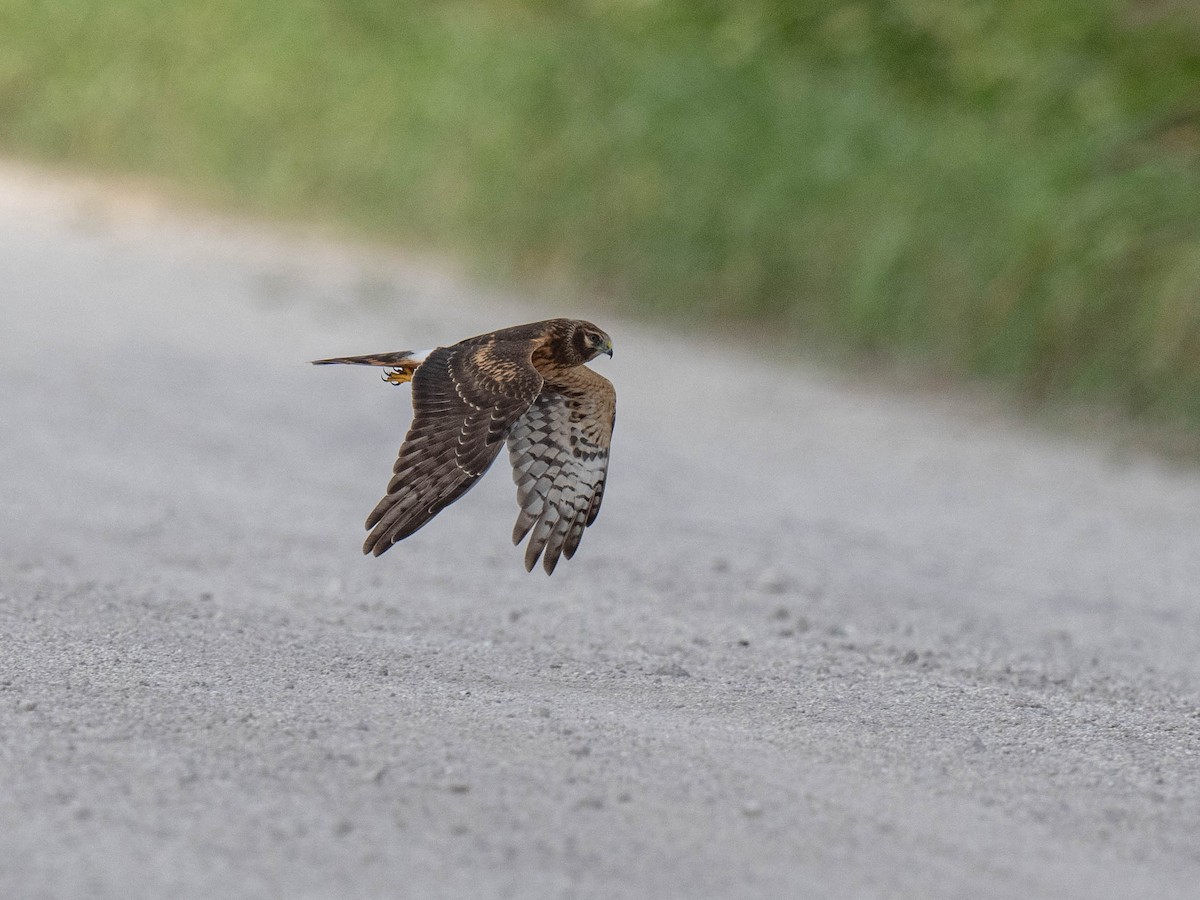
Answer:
312;349;433;385
311;351;418;367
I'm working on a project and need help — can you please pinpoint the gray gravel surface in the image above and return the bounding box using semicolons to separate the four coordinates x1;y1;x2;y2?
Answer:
2;163;1199;899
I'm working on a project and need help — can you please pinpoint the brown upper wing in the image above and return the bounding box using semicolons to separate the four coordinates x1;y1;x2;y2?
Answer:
364;338;543;555
507;366;615;574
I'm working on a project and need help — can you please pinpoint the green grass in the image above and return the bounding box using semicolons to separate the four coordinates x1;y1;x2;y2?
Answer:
3;1;1200;421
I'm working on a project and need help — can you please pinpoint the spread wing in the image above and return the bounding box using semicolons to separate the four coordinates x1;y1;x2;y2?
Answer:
507;367;615;574
364;338;543;555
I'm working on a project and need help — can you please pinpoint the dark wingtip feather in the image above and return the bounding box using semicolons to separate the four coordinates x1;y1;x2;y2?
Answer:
365;510;384;530
366;534;393;557
362;522;391;556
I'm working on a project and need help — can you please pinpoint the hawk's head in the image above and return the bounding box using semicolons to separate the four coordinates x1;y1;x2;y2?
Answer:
570;320;614;364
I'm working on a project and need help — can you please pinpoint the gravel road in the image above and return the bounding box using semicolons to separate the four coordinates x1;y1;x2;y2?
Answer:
2;163;1199;899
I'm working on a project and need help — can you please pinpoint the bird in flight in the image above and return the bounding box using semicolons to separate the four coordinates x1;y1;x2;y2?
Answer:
313;319;615;574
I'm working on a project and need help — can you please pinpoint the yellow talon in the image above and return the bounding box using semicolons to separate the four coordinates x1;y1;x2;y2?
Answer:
384;366;414;385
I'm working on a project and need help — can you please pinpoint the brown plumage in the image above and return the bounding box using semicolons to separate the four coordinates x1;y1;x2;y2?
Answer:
312;318;615;574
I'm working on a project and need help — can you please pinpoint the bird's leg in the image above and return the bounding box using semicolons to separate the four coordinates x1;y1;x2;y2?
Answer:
383;365;415;385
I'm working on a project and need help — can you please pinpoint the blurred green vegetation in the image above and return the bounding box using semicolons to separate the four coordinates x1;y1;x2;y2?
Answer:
3;1;1200;420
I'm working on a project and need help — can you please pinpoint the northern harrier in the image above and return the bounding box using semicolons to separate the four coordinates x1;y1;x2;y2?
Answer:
313;319;615;574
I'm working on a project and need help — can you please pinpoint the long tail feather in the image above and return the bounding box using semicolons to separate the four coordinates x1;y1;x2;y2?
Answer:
311;351;415;367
